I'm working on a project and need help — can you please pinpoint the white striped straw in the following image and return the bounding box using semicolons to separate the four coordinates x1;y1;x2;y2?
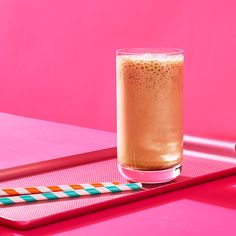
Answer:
0;183;143;206
0;182;121;197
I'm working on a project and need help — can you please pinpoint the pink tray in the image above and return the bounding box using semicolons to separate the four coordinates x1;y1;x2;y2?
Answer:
0;151;236;229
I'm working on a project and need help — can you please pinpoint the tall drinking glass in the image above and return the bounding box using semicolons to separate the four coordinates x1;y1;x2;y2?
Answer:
116;48;184;183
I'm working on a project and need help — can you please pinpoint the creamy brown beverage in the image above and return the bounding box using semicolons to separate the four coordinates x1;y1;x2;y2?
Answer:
117;50;183;173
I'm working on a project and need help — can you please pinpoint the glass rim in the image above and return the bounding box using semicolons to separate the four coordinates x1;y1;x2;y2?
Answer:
116;48;184;56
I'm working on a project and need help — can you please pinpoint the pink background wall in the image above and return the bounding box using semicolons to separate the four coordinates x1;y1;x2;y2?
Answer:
0;0;236;138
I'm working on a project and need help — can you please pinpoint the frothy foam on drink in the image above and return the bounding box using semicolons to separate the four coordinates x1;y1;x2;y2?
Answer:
118;53;184;63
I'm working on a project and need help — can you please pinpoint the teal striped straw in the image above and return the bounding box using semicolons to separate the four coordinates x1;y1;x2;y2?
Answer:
0;183;142;206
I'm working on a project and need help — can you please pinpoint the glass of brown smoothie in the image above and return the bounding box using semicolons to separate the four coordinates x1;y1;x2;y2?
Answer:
116;48;184;183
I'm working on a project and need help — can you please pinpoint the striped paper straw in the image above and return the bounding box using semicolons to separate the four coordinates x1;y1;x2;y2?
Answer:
0;183;142;206
0;182;120;197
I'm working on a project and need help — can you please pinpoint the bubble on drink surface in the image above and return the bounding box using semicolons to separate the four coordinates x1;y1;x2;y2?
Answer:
117;53;183;99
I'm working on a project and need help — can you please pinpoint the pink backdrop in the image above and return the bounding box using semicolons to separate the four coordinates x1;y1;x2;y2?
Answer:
0;0;236;138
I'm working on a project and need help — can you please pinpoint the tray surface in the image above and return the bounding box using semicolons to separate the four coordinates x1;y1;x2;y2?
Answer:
0;152;235;229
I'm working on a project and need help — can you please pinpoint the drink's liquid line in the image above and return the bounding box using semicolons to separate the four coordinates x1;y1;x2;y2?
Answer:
117;53;184;171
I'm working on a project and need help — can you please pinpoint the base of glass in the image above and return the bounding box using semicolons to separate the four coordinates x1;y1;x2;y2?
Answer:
118;164;182;184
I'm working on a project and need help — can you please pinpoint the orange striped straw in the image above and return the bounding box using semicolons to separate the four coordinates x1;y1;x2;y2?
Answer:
0;182;120;197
